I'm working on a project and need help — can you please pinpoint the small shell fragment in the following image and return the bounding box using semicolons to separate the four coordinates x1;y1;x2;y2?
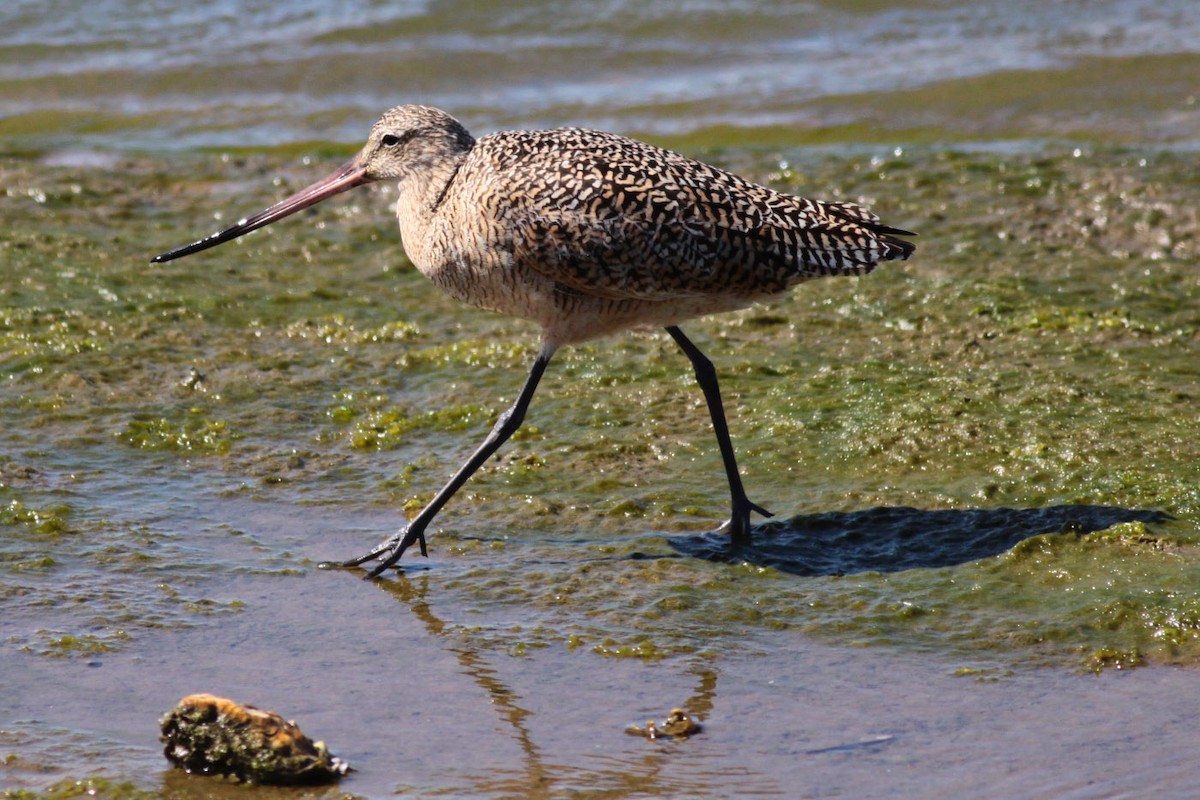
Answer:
160;693;350;784
626;708;701;740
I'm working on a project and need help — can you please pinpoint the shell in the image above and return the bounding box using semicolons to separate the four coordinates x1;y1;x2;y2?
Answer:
159;693;349;785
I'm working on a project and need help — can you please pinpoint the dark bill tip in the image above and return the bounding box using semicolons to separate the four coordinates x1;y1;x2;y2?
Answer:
151;158;370;264
151;224;254;263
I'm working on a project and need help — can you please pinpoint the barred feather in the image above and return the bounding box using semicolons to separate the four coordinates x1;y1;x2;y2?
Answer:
366;105;914;342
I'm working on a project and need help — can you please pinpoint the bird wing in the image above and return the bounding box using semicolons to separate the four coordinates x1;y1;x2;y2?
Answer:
482;129;912;302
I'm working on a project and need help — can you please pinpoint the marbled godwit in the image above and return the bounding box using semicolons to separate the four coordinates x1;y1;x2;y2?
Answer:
153;105;915;578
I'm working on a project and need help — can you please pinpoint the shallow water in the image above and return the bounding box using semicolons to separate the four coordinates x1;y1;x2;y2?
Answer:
2;0;1200;152
4;499;1200;798
4;1;1200;797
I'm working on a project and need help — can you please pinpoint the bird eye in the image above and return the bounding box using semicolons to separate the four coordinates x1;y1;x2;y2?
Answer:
381;134;400;147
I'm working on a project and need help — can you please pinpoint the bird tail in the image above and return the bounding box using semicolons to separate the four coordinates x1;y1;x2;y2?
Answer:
825;202;916;262
865;221;917;261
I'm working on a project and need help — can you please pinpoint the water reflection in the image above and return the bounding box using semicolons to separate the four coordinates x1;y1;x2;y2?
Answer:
669;505;1173;576
372;574;774;797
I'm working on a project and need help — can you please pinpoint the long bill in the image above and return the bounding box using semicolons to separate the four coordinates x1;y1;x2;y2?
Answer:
151;158;371;263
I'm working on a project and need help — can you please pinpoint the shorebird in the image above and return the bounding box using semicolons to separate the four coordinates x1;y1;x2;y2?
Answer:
153;105;914;578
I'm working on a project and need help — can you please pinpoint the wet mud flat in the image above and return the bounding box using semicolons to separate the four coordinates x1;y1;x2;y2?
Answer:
2;142;1199;797
4;499;1200;799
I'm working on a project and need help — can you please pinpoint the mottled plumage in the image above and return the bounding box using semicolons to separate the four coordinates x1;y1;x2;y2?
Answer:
379;107;912;345
153;104;915;578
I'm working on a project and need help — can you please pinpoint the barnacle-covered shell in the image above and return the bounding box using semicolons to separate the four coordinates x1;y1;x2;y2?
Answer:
160;693;349;784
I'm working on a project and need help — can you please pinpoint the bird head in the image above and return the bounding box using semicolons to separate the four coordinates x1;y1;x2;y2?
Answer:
358;105;475;183
151;105;473;264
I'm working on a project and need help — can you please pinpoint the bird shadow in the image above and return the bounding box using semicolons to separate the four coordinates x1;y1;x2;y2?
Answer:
667;505;1173;576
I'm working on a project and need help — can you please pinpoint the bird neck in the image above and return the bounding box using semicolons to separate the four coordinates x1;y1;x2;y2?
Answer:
396;142;470;221
394;144;471;268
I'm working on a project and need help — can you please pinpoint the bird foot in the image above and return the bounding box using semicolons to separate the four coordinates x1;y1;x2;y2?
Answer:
318;525;428;579
714;499;774;542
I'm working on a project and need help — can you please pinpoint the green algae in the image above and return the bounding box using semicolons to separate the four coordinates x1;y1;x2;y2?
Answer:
1;774;364;800
341;400;492;450
2;142;1200;676
120;412;236;454
32;631;126;658
2;777;158;800
0;499;75;537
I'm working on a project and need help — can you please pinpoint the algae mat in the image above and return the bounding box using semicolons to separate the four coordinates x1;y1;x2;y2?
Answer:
2;144;1199;797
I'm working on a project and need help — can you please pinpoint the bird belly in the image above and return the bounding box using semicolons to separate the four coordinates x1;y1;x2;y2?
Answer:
416;248;762;345
538;291;762;345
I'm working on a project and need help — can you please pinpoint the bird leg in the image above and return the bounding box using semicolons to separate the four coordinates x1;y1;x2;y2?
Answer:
327;342;557;578
665;326;773;540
